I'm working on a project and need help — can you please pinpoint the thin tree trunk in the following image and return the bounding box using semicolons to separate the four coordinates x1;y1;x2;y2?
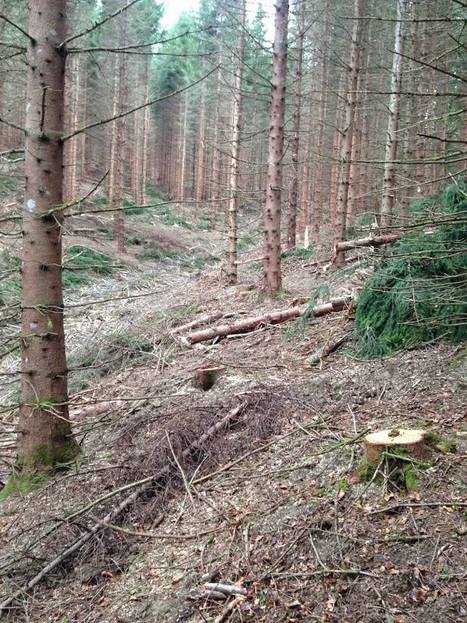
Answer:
210;61;222;228
227;0;246;284
108;7;128;253
311;4;330;242
263;0;289;294
381;0;405;226
329;71;345;230
141;57;150;204
194;81;207;220
179;91;189;202
17;0;78;471
287;0;304;250
334;0;366;266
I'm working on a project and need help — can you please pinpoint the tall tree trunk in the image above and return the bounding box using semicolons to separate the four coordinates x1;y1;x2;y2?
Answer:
194;81;207;220
312;4;330;242
179;91;189;202
381;0;405;226
227;0;246;285
298;87;314;244
329;71;345;230
17;0;78;471
140;57;150;204
263;0;289;294
333;0;366;266
287;0;304;250
210;60;222;229
108;7;128;253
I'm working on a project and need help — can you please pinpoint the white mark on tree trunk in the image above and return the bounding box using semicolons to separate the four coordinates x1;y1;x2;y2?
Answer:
26;199;36;212
30;321;38;331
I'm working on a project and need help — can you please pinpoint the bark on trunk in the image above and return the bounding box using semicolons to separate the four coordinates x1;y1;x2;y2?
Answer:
108;8;128;253
263;0;289;294
334;0;366;266
227;0;246;284
17;0;78;471
287;0;304;250
381;0;405;226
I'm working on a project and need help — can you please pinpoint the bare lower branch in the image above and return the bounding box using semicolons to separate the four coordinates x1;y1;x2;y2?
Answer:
0;116;26;133
62;66;219;141
61;0;143;47
0;13;35;42
393;49;467;83
67;29;205;54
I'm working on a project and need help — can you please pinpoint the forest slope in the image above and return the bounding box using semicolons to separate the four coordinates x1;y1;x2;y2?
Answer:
0;223;465;622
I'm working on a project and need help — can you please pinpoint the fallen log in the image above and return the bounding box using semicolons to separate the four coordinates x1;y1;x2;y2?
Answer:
172;312;226;335
183;296;353;345
335;232;400;253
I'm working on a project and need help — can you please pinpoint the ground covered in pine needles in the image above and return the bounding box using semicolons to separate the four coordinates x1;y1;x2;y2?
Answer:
0;207;466;622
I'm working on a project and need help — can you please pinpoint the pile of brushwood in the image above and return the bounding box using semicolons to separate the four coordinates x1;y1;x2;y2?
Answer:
355;181;466;357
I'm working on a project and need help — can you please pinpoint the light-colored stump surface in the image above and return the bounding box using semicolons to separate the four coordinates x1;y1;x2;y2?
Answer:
364;428;426;466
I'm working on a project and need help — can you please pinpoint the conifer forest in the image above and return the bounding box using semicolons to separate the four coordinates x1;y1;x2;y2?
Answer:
0;0;466;621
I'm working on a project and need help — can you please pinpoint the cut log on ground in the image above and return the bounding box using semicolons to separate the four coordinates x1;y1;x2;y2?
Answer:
183;297;353;345
335;233;400;253
171;312;226;334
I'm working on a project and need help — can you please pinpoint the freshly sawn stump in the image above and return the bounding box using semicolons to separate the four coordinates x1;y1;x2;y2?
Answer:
364;428;426;466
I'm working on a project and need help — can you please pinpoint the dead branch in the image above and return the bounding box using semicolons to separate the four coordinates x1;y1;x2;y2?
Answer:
368;501;467;515
305;333;350;365
214;594;246;623
0;404;245;614
171;312;226;334
205;583;247;596
63;66;219;141
334;232;401;253
183;297;353;345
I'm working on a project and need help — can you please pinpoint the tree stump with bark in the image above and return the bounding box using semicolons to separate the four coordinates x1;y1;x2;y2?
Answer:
363;428;427;466
194;367;223;391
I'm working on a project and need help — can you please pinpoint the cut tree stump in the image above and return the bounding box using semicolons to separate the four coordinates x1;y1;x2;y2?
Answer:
194;367;223;391
334;233;400;254
183;296;352;345
364;428;427;466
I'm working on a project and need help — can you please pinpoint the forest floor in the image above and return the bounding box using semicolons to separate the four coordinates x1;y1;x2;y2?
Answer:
0;195;466;622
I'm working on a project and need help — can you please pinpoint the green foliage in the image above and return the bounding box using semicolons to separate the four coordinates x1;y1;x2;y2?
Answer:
0;174;17;195
346;212;377;239
0;252;20;306
0;472;45;501
0;246;118;306
238;234;256;252
403;464;419;492
123;199;146;217
281;246;315;260
137;247;179;262
68;331;154;393
156;204;193;229
355;182;467;358
62;246;119;287
156;304;198;324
